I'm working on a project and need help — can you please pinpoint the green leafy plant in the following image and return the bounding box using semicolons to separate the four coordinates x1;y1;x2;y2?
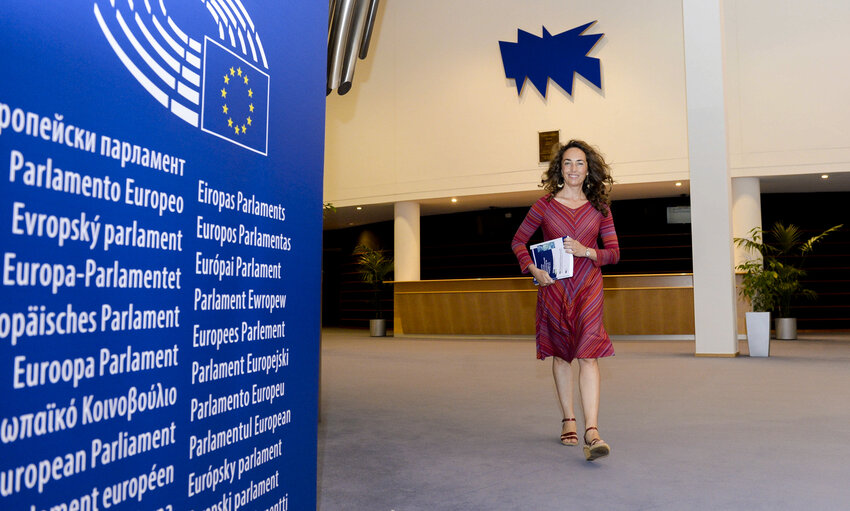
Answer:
735;222;842;317
736;259;777;313
354;244;394;319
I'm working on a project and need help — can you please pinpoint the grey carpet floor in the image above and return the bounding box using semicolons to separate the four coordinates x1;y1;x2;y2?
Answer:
316;329;850;511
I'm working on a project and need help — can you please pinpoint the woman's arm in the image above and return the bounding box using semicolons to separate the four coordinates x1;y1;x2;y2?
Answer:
511;198;546;273
592;210;620;266
561;210;620;266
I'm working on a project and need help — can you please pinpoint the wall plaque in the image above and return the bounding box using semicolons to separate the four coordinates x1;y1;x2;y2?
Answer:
539;130;561;163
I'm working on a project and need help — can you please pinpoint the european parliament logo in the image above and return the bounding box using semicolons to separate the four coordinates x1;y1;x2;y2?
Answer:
93;0;270;155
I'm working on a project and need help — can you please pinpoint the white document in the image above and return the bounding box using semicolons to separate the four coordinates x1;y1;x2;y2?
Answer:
530;237;574;284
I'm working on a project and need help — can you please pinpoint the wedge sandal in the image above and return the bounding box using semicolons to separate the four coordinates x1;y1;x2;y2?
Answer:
583;426;610;461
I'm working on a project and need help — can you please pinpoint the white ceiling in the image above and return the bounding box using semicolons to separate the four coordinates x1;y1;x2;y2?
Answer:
323;172;850;230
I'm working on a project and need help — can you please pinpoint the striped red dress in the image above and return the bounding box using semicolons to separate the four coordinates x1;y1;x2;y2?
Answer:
512;195;620;362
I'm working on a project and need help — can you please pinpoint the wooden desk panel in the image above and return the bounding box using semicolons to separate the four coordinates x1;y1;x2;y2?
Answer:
395;290;535;335
602;287;694;334
392;274;748;336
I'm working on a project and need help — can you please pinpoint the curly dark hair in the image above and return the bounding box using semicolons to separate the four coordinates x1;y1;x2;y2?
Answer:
540;139;614;216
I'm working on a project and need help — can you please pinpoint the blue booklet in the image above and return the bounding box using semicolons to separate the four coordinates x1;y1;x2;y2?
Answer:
530;237;574;285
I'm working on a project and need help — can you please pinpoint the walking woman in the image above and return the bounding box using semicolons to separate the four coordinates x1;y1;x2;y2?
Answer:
511;140;619;461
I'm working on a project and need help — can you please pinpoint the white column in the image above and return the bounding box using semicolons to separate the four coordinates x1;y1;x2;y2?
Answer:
732;177;762;267
394;201;421;281
683;0;738;355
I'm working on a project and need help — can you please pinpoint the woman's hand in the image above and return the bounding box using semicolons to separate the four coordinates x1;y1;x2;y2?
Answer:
564;237;596;260
528;264;554;287
563;236;585;256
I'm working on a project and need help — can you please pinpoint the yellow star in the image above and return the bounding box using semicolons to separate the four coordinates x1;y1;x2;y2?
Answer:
243;75;249;84
241;125;246;134
237;67;242;76
228;118;233;127
230;67;235;76
249;103;255;113
247;116;252;126
234;126;240;135
223;75;229;84
221;88;227;98
222;104;229;114
248;89;253;98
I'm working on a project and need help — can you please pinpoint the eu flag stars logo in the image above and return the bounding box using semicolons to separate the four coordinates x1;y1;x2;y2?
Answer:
202;37;270;156
221;66;255;136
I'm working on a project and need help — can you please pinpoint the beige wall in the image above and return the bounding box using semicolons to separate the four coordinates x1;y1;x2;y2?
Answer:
325;0;689;207
325;0;850;207
725;1;850;177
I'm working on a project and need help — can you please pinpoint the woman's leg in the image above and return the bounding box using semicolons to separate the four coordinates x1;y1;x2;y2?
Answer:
552;357;578;444
577;358;601;443
552;357;575;419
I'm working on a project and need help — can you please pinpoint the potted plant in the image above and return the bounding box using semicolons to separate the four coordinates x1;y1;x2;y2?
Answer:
354;243;394;336
735;258;775;356
735;222;842;341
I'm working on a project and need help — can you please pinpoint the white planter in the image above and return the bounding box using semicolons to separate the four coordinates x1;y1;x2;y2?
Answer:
745;311;771;357
775;317;797;340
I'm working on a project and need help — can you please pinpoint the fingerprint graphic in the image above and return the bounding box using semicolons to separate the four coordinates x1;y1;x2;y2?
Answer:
93;0;269;152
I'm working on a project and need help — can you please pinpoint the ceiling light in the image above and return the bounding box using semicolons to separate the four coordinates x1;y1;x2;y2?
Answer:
675;182;682;187
356;206;362;210
821;174;829;179
451;198;457;203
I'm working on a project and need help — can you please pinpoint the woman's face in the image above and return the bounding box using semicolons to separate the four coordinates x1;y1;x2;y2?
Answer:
561;147;587;187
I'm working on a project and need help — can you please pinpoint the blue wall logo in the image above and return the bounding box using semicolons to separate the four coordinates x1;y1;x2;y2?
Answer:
93;0;270;155
499;21;604;98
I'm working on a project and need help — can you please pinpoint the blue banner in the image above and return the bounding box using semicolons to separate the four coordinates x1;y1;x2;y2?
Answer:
1;1;325;509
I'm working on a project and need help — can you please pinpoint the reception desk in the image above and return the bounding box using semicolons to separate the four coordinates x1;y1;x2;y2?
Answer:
392;274;748;337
